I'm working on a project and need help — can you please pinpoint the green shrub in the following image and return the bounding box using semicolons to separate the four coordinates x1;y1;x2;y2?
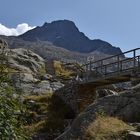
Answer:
0;49;29;140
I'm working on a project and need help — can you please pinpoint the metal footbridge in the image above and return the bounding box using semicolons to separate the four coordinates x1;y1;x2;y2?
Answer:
80;48;140;86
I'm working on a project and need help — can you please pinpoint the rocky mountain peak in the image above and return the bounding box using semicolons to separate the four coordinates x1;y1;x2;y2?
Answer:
19;20;122;55
43;20;78;30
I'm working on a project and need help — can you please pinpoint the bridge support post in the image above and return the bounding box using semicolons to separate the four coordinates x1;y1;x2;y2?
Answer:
76;84;97;112
131;71;140;86
89;60;92;71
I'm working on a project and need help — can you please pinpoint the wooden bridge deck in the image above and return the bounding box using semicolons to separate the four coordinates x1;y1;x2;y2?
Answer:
80;48;140;86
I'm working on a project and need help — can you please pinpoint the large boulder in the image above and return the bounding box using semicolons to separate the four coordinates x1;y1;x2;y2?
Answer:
0;38;8;54
12;73;64;95
56;84;140;140
8;48;46;74
7;48;65;94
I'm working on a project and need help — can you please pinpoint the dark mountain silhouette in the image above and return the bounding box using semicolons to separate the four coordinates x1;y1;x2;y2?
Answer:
19;20;122;55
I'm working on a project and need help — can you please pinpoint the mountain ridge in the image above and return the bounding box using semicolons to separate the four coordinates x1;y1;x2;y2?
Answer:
19;20;122;55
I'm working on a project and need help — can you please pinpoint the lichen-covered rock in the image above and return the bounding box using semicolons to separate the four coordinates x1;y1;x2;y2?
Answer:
12;74;64;95
9;48;45;74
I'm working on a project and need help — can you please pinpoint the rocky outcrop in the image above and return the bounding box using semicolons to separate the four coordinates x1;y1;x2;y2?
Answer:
0;38;8;53
8;48;45;74
1;35;87;63
56;84;140;140
12;73;64;94
55;82;98;114
5;48;65;94
96;89;118;98
55;82;79;113
128;131;140;140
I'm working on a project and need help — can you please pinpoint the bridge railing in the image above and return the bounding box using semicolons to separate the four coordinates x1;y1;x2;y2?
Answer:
82;48;140;79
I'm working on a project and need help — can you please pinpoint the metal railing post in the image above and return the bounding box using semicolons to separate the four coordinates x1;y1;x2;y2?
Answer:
138;56;140;66
134;49;136;67
86;64;88;72
104;65;107;75
117;55;120;72
120;61;122;71
89;60;92;71
101;60;103;74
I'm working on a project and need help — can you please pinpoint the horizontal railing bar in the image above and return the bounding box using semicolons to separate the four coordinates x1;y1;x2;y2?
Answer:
90;56;139;71
82;48;140;67
90;67;135;81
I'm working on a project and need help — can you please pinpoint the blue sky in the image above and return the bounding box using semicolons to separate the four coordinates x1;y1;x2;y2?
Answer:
0;0;140;52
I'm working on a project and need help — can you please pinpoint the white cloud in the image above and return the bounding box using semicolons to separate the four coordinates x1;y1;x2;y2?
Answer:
0;23;36;36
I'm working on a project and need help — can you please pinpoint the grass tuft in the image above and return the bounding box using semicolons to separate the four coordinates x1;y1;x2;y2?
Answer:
53;61;73;79
84;115;134;140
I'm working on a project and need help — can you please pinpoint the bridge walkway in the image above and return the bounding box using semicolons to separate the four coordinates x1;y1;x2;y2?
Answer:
80;48;140;86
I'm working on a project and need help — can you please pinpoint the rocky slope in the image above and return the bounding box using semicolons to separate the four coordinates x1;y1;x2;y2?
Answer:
0;35;88;63
3;47;64;95
19;20;122;55
9;48;45;74
1;39;139;140
56;84;140;140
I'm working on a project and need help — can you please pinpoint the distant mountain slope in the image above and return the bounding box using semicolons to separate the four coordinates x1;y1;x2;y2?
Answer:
0;35;88;63
19;20;122;55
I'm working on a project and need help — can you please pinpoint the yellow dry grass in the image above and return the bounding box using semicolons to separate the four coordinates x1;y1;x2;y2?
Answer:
53;60;73;79
24;93;53;102
85;115;134;140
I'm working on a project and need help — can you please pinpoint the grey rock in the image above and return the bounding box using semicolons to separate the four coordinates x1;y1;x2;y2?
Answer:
128;131;140;140
55;82;79;113
8;48;45;74
56;84;140;140
43;74;53;80
96;89;118;98
12;71;65;94
33;80;53;94
7;48;65;94
0;38;8;54
51;81;64;91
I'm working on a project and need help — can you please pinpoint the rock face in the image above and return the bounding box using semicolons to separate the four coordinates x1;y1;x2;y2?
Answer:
1;35;88;63
128;131;140;140
0;38;8;53
96;89;118;98
11;72;64;94
55;83;98;113
9;48;45;74
6;48;64;94
56;84;140;140
19;20;122;55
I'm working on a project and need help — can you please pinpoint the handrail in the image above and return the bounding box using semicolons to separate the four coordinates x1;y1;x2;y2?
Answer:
91;56;137;71
82;48;140;67
80;48;140;84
